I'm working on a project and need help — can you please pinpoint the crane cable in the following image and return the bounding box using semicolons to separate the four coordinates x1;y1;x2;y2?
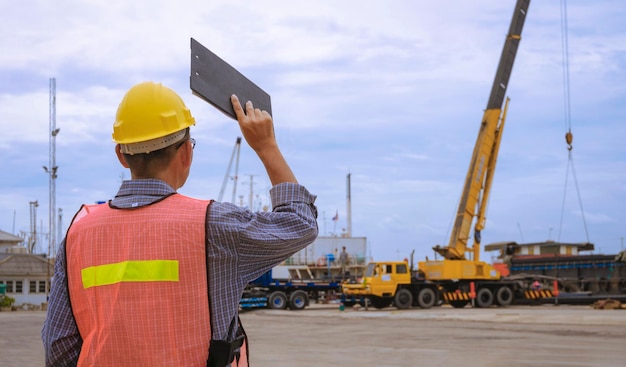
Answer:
557;0;590;243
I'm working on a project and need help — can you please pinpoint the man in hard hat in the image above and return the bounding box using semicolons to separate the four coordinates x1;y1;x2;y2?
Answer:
42;81;318;366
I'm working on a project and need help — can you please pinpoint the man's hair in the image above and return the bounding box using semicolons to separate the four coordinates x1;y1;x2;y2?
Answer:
122;128;189;177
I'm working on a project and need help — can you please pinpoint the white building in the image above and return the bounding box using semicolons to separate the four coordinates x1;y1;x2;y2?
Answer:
0;229;53;308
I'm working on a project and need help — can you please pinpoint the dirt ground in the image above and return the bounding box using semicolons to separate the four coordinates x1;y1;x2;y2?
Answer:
2;303;625;367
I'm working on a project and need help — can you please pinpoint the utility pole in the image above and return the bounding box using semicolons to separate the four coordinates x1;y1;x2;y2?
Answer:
57;208;63;246
28;201;38;253
43;77;60;258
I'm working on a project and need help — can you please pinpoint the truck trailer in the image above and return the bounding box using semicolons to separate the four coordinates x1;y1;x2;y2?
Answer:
240;266;343;310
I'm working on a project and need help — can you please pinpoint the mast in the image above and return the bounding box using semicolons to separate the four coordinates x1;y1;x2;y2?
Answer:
44;78;60;258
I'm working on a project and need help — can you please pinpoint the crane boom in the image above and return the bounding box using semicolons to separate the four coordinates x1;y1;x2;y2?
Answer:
422;0;530;281
487;2;528;110
218;137;242;203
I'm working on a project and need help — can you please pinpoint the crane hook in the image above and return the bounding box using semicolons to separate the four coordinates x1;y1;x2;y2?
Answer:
565;130;573;151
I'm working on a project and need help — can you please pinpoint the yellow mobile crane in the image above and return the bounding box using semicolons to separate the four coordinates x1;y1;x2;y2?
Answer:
419;0;528;281
416;0;531;308
343;0;532;309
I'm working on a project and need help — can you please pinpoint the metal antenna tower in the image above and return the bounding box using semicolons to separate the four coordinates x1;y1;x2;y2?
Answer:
28;201;38;253
43;78;60;258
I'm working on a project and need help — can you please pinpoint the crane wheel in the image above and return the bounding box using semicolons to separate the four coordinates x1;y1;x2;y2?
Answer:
394;289;413;309
417;288;437;309
495;287;514;306
475;288;494;308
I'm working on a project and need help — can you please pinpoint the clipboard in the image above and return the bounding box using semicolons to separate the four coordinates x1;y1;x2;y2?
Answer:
190;38;272;119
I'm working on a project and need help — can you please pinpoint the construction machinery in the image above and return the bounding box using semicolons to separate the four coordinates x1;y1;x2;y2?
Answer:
419;0;528;282
344;0;535;309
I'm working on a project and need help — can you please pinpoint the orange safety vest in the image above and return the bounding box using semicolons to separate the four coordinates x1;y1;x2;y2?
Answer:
66;194;248;367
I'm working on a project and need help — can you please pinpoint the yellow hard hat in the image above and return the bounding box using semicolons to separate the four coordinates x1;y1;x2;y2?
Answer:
113;81;196;154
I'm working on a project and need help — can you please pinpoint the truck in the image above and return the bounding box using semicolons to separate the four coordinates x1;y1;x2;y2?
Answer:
240;266;344;310
342;253;542;309
343;0;541;309
341;259;440;309
240;235;368;310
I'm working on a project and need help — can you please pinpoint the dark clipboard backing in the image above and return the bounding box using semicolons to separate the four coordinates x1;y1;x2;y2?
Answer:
190;38;272;120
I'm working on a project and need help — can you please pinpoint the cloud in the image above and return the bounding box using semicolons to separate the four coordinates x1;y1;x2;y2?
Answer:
1;0;626;261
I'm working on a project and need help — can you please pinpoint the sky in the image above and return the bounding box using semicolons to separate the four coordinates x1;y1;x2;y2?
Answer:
1;0;625;263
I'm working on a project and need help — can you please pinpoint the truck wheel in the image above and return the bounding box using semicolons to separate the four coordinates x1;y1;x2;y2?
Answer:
417;288;437;309
394;289;413;309
268;291;288;310
475;288;493;308
289;290;308;310
495;286;513;307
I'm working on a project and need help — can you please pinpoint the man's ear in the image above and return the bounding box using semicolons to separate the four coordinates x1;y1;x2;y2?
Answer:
180;140;193;169
115;144;130;168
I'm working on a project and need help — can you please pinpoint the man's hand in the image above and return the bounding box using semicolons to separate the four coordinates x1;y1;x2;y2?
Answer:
231;94;276;155
231;94;297;185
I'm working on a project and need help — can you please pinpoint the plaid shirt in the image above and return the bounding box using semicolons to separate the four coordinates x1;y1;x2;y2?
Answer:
42;179;318;366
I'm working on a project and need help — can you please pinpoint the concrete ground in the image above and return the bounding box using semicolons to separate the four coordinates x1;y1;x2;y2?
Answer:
2;303;625;367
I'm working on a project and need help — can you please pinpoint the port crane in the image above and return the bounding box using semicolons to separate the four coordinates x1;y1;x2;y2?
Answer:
218;137;242;203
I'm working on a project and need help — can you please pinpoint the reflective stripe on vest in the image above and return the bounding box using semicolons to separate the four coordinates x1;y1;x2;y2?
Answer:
67;195;212;367
81;259;179;289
